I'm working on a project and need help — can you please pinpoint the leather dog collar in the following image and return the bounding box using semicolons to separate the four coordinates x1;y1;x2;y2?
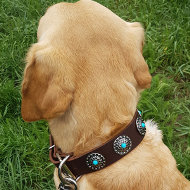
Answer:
49;110;146;178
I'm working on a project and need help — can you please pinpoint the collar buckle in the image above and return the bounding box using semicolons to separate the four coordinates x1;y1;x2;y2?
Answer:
57;153;78;190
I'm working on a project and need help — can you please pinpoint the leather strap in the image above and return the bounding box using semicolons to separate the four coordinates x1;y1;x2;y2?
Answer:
49;110;145;177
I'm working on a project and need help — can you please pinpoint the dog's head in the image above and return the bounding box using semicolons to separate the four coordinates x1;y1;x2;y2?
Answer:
21;1;151;124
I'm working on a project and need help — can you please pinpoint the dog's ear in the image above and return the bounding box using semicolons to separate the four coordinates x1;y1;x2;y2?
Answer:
129;23;152;89
21;44;74;122
132;52;152;89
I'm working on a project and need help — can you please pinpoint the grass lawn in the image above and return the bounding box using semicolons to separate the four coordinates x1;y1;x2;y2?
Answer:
0;0;189;189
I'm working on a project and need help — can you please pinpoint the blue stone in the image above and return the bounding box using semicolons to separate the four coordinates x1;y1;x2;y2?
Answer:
141;123;145;128
138;110;142;115
93;160;98;165
121;143;126;148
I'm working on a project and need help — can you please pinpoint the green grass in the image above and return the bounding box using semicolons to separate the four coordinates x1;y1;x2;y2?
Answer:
0;0;189;189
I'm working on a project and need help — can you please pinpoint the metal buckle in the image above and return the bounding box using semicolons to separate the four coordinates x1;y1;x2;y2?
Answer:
56;153;78;190
49;144;55;150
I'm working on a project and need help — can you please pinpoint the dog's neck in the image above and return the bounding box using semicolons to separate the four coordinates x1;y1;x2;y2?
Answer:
48;108;134;156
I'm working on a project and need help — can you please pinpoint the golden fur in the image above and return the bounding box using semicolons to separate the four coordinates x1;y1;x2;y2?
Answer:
21;0;190;189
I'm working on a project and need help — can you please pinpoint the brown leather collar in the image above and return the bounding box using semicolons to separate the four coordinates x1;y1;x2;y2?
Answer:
49;110;145;178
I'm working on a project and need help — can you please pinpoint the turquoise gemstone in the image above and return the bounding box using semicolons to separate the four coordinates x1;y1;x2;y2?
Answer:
93;160;98;165
121;143;126;148
141;123;145;128
138;110;142;115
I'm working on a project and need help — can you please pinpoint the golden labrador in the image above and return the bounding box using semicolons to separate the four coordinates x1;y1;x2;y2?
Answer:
21;0;190;189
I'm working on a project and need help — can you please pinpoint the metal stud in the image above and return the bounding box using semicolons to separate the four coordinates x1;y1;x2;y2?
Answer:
113;135;132;155
137;110;142;116
136;114;146;136
86;153;106;170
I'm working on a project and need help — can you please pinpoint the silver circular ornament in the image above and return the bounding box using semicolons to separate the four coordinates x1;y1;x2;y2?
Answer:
86;153;106;170
137;110;142;116
136;116;146;136
113;135;132;155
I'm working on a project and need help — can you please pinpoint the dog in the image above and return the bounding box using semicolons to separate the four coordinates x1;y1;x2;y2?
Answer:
21;0;190;189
